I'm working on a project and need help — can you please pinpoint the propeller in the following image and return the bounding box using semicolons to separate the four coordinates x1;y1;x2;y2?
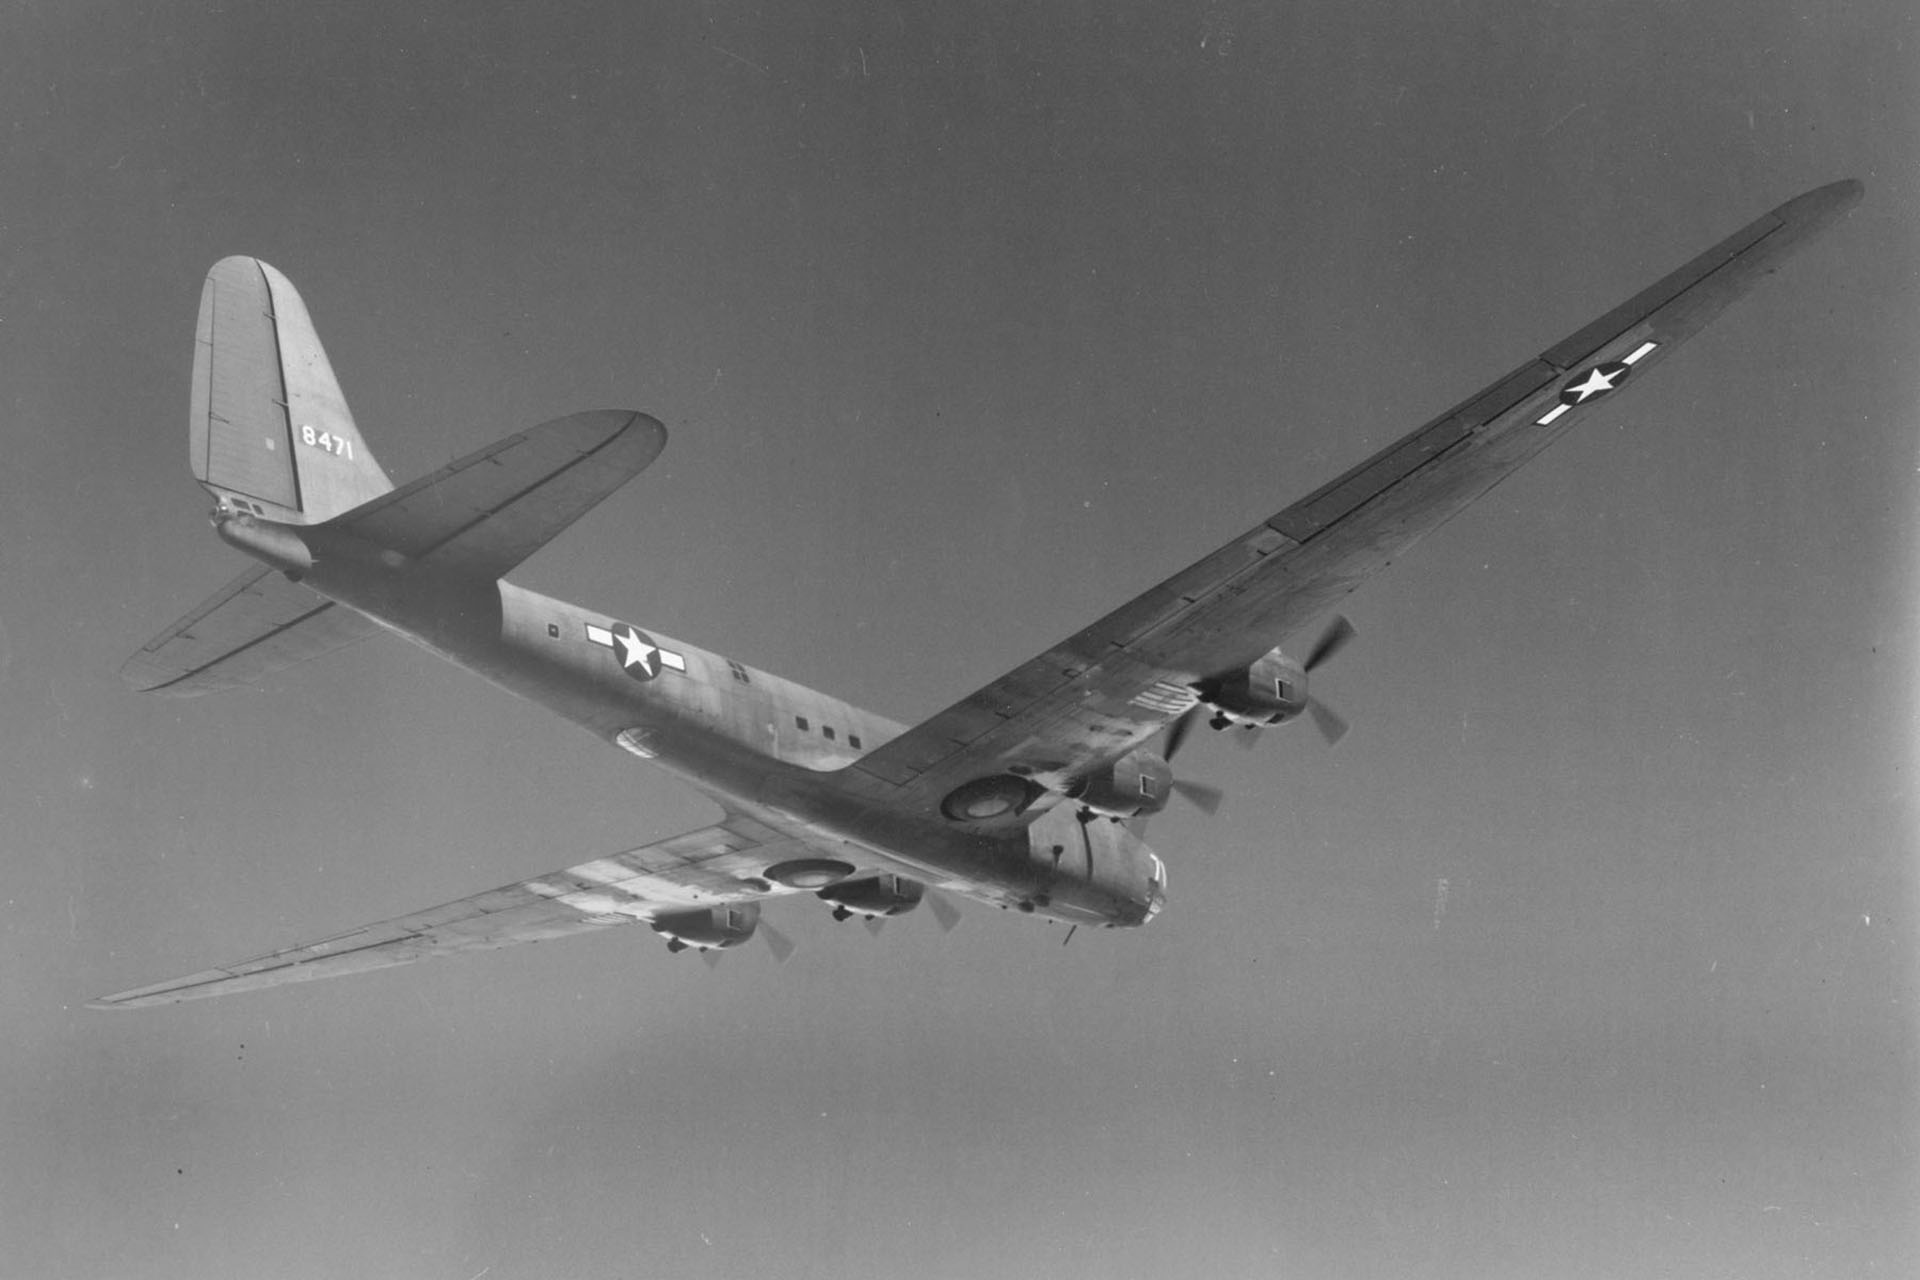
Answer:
927;890;963;932
849;889;964;935
697;918;796;966
1301;615;1354;747
1163;704;1201;763
761;919;797;961
1306;698;1349;747
1170;778;1224;815
1304;614;1356;673
1158;708;1225;816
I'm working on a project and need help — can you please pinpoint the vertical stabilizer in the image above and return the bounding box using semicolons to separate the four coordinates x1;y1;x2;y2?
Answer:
190;257;392;523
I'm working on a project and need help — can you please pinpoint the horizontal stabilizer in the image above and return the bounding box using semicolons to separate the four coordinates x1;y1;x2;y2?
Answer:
327;409;666;579
121;564;384;696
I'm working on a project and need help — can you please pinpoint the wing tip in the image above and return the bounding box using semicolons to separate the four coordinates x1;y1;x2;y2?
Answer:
86;988;172;1011
1775;178;1864;233
602;409;668;461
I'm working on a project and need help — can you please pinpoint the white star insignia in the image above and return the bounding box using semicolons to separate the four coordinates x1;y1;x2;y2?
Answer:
1537;347;1656;426
1564;366;1621;402
587;621;685;679
613;626;659;676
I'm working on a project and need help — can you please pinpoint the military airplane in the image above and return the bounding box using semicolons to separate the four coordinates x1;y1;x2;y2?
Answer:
92;180;1861;1008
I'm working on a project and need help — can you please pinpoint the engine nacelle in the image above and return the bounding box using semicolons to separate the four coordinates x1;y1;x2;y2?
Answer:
817;873;925;922
1065;749;1173;820
650;903;761;953
1195;647;1307;729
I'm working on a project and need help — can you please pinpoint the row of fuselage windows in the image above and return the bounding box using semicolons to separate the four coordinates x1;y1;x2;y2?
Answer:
794;715;861;750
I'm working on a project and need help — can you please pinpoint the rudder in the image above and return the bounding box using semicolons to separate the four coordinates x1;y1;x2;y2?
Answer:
191;257;392;523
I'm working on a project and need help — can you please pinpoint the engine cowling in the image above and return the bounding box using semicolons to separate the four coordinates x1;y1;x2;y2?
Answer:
817;873;925;922
1195;646;1307;729
1064;748;1173;820
650;903;762;953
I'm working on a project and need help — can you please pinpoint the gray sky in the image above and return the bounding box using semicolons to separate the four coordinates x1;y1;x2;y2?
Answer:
3;3;1915;1276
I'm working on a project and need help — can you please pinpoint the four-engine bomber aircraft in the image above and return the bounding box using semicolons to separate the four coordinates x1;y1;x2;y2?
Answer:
93;181;1860;1008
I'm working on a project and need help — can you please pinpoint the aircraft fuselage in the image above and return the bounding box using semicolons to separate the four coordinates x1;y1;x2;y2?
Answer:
259;512;1167;930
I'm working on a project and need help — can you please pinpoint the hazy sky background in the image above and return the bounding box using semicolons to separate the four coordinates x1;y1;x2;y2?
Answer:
3;3;1915;1276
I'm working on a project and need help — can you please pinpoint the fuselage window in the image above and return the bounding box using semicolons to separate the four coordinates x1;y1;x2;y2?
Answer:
796;715;809;731
727;660;750;683
848;734;862;749
547;622;561;639
823;725;836;741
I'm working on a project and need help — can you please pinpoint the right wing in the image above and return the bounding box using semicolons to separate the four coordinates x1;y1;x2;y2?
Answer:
90;814;821;1009
842;180;1863;823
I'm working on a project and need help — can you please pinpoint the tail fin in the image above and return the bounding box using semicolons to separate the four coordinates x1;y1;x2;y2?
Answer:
191;257;392;523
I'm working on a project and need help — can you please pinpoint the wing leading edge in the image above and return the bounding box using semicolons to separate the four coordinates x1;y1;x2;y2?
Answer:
90;814;819;1008
846;180;1863;818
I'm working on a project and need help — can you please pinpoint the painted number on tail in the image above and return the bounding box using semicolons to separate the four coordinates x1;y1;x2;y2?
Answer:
299;424;354;459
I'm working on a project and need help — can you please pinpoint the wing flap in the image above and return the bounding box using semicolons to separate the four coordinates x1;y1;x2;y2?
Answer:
121;564;384;696
90;815;818;1008
845;180;1862;814
327;409;666;579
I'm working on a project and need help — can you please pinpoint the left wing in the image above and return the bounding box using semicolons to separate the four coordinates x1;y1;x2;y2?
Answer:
843;180;1862;823
90;814;817;1008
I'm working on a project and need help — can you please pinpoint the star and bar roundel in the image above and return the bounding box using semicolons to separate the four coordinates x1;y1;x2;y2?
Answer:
1535;340;1659;425
585;621;686;682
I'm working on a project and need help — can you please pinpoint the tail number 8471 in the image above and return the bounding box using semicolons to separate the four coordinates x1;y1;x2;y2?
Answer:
299;424;355;459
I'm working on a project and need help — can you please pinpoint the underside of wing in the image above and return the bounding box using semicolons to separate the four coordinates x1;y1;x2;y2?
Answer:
845;180;1862;823
121;563;385;696
91;814;820;1008
328;409;666;579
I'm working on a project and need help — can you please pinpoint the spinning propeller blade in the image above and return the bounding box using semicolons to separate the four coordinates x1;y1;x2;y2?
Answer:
1163;706;1202;763
1300;615;1355;746
927;891;963;932
1157;707;1225;816
1306;696;1349;746
1171;778;1224;815
761;920;797;962
1305;615;1355;673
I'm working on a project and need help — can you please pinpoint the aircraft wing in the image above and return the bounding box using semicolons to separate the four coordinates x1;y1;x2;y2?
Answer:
845;180;1862;823
90;814;818;1008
